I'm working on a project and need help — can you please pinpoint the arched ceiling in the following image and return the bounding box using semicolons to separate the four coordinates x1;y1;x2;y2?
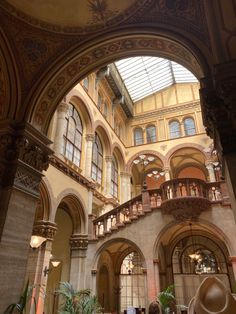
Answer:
5;0;151;33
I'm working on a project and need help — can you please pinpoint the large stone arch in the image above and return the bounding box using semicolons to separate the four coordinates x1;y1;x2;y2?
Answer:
26;32;211;134
0;28;20;119
54;189;87;234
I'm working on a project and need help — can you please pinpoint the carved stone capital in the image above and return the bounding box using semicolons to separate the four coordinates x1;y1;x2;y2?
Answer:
105;156;113;162
0;122;53;192
85;134;95;142
70;234;89;250
57;101;69;113
33;220;57;241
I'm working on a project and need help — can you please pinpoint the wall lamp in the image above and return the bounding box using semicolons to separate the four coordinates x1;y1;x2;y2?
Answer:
30;235;47;249
43;259;61;277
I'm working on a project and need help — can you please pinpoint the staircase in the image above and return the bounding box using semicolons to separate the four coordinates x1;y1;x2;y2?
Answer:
90;178;229;241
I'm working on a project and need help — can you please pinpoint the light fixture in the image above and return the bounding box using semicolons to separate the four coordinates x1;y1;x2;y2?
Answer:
126;258;134;275
147;169;165;180
43;258;61;276
133;154;156;189
188;223;201;262
30;235;47;249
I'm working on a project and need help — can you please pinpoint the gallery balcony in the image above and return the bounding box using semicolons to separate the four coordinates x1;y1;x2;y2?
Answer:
91;178;229;239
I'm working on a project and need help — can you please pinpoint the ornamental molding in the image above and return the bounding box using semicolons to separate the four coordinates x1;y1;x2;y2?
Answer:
33;220;57;241
50;155;117;205
161;197;211;220
132;101;200;122
70;234;89;250
32;36;203;133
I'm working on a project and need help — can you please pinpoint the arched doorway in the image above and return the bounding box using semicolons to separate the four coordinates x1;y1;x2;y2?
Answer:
172;234;232;307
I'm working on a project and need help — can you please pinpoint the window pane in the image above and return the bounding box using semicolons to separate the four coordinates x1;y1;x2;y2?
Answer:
146;125;156;143
184;118;196;135
134;128;143;145
170;121;181;139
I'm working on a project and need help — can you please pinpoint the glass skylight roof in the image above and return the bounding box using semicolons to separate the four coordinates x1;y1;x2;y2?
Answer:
115;56;198;102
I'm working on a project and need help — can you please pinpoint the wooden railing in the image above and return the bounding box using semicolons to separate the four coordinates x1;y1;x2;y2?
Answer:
91;179;228;238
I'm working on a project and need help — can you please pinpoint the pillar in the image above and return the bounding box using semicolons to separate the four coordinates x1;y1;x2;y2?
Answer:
0;122;52;313
146;259;157;303
153;259;161;295
200;64;236;221
53;101;69;155
105;156;112;197
163;167;171;181
120;172;131;203
69;234;88;290
205;162;216;182
84;134;94;178
28;221;57;314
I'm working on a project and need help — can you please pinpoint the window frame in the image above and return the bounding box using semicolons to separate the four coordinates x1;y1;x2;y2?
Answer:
134;128;144;145
91;133;103;184
169;120;181;139
183;117;196;136
63;104;83;167
146;124;157;143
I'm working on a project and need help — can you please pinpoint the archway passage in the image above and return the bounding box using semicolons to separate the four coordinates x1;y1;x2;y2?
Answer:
96;239;146;313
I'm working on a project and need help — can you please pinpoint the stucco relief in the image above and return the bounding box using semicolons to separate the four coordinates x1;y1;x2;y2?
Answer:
32;36;203;133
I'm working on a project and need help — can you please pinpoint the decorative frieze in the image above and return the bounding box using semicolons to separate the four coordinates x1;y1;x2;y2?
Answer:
33;220;57;241
70;234;89;250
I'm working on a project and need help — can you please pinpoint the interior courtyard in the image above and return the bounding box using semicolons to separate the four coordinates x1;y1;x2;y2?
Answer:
0;1;236;313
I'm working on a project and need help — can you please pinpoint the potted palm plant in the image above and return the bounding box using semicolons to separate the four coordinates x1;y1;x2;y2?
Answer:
156;285;176;314
57;282;102;314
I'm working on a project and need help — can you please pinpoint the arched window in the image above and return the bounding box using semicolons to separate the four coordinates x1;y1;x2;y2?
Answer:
111;157;118;198
169;120;181;139
184;117;196;135
63;104;83;166
83;77;89;91
120;251;145;312
146;125;156;143
97;93;102;110
134;128;144;145
91;133;103;184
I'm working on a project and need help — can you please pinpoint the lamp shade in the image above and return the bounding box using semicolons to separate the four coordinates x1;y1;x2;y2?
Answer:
51;260;61;268
30;235;47;249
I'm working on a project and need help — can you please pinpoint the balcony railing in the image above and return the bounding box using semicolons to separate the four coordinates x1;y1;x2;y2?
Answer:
91;179;229;238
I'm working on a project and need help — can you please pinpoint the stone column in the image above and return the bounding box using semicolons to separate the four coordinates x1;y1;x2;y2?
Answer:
146;259;157;302
0;122;52;313
53;101;69;155
29;221;57;314
69;234;89;290
84;134;94;179
105;156;112;197
163;167;171;181
200;66;236;221
120;172;131;203
205;162;216;182
153;259;161;295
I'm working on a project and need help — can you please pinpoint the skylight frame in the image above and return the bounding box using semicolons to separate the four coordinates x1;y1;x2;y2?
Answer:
115;56;198;102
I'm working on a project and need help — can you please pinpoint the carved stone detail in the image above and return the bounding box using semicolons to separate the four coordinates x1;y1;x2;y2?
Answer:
161;197;211;220
70;234;89;250
33;220;57;241
200;72;236;155
0;123;53;192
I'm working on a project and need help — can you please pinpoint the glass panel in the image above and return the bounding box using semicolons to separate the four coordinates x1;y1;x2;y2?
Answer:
134;128;143;145
67;117;76;142
170;121;181;139
83;77;89;90
115;57;197;102
184;118;196;135
146;125;156;143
